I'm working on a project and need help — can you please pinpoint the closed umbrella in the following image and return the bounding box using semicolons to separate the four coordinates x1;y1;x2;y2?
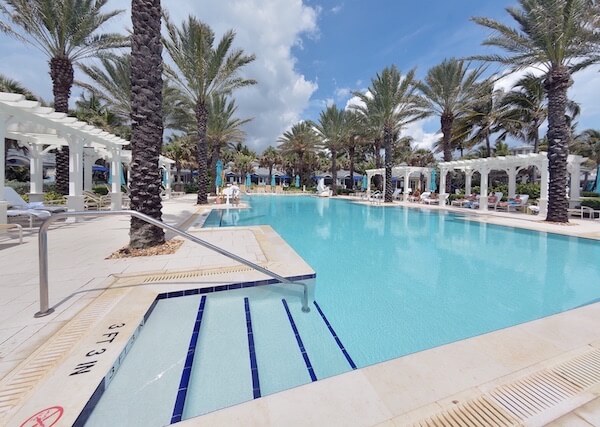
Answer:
295;175;300;188
246;173;251;187
595;165;600;193
430;169;437;192
271;174;276;186
361;175;368;191
215;159;223;190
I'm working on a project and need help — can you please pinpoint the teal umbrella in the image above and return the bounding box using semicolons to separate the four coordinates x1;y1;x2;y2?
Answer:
271;174;276;186
109;165;126;186
361;175;368;191
215;159;223;188
430;169;437;192
161;168;167;187
246;173;251;187
295;175;300;188
594;165;600;192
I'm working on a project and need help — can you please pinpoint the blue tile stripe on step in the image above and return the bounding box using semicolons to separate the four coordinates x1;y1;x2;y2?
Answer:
313;301;357;370
244;297;261;399
170;295;207;424
282;299;317;382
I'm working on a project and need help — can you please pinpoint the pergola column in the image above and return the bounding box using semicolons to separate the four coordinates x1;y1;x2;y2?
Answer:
439;167;448;205
83;148;96;192
403;170;411;201
507;167;517;199
479;166;489;211
569;160;581;208
29;144;44;203
67;135;85;213
0;114;7;224
539;159;549;216
465;169;473;195
109;147;123;210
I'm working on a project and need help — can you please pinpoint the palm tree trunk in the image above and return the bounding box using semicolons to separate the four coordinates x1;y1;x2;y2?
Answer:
331;149;337;196
530;124;540;181
50;57;74;195
209;145;218;194
485;133;491;158
384;126;393;202
440;112;453;162
129;0;165;248
196;102;209;204
349;146;355;190
544;66;572;223
268;165;273;184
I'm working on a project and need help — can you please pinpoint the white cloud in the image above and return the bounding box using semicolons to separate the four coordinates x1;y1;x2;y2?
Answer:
331;4;343;14
0;0;319;153
403;118;441;152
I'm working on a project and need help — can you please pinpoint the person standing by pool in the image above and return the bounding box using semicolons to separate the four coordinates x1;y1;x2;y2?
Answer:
231;183;240;206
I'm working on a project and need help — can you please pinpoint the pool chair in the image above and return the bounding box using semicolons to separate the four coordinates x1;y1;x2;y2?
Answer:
496;194;529;212
83;191;111;210
369;191;383;204
3;187;66;213
316;178;333;197
488;192;503;210
451;194;476;207
391;188;403;200
567;206;598;219
7;208;51;229
421;192;441;205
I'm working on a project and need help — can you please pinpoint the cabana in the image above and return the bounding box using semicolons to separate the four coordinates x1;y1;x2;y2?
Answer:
0;92;173;224
438;153;587;216
365;166;434;201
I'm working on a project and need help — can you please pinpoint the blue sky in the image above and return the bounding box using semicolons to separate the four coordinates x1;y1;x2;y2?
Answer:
0;0;598;153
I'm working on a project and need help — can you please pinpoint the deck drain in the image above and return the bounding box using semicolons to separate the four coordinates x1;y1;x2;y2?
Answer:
141;265;255;283
414;347;600;426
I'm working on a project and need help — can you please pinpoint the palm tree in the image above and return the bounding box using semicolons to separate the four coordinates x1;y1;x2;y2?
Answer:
418;58;486;162
129;0;164;248
0;0;127;195
163;14;256;205
232;152;255;182
278;121;319;186
354;66;428;202
73;91;128;138
162;135;195;188
0;74;40;101
343;111;366;190
472;0;600;222
314;105;349;195
259;146;282;184
572;129;600;168
206;94;251;191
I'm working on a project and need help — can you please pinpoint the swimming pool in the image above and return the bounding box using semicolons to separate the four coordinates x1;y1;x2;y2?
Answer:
86;196;600;425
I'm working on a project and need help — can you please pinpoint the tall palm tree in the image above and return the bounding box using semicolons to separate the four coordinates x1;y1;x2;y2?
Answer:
259;146;282;184
206;94;251;191
314;105;349;195
278;121;319;186
0;0;127;195
129;0;164;248
163;14;256;205
343;111;366;190
354;66;428;202
418;58;486;162
162;135;195;187
472;0;600;222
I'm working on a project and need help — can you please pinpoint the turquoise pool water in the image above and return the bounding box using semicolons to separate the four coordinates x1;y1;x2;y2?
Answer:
205;196;600;367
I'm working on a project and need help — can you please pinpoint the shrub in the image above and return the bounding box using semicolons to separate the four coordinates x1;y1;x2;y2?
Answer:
447;194;463;202
581;198;600;210
582;191;600;198
335;188;354;195
516;183;540;199
92;186;109;195
44;191;65;202
6;180;30;195
184;183;198;194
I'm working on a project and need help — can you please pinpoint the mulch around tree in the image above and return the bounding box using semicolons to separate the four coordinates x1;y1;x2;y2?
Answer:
107;239;184;259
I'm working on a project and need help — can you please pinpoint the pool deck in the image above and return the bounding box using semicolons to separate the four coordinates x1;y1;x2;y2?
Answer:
1;193;600;426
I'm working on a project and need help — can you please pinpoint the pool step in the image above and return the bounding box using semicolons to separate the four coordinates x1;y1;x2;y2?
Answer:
180;293;355;420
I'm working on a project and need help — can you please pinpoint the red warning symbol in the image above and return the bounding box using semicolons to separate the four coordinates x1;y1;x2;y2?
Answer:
19;406;64;427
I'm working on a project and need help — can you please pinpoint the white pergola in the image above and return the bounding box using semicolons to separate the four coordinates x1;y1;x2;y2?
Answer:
366;165;434;201
0;92;174;224
438;152;587;216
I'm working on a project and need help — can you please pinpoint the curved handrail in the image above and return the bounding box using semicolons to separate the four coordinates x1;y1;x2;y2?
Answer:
35;210;310;317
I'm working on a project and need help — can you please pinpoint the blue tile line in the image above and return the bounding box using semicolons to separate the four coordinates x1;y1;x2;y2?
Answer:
313;301;357;370
244;297;261;399
282;299;318;382
170;296;207;424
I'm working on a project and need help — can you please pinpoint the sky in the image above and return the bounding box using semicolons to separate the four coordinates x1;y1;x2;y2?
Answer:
0;0;598;154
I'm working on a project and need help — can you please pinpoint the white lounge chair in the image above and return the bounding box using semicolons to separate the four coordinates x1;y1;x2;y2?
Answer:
4;187;66;213
316;178;333;197
496;194;529;212
391;188;403;200
7;208;51;229
488;192;503;210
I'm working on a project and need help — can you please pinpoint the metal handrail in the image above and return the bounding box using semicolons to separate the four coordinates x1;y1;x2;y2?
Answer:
35;210;310;317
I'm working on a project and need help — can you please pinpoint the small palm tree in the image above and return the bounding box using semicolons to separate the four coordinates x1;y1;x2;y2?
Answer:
314;105;349;196
232;152;255;183
163;14;256;205
278;121;319;186
162;135;195;186
472;0;600;222
418;58;486;162
129;0;164;248
0;0;128;195
259;146;282;185
572;129;600;169
354;66;428;202
0;74;40;101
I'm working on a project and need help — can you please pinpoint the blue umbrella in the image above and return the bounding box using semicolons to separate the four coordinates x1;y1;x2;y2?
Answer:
361;175;368;191
215;159;223;188
108;165;126;186
246;173;251;187
430;169;437;192
594;165;600;192
271;174;276;186
295;175;300;188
